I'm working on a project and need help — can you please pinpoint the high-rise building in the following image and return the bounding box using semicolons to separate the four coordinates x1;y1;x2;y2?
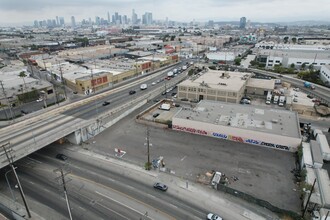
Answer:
71;16;76;27
56;16;59;26
123;15;128;24
142;12;152;25
33;20;39;28
240;17;246;29
95;16;100;25
107;12;110;23
59;17;65;26
132;9;137;25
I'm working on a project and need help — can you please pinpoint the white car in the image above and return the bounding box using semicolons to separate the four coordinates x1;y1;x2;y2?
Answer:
36;98;43;102
152;82;157;85
207;213;222;220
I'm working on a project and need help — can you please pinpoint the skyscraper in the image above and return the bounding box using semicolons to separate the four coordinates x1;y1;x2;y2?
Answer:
34;20;39;28
56;16;59;26
142;12;152;25
132;9;137;25
59;17;65;26
107;12;110;23
71;16;76;27
240;17;246;29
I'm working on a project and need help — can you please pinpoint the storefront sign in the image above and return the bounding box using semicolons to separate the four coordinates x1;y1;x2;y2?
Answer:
173;125;207;135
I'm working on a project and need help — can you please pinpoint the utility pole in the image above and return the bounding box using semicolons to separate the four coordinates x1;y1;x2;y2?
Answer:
145;127;151;170
1;143;31;218
54;168;73;220
58;61;67;100
0;80;14;120
302;178;317;218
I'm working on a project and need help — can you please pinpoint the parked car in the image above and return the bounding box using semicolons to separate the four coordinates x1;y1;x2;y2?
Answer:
207;213;222;220
190;99;199;103
21;110;28;115
153;182;168;191
56;154;68;161
36;98;43;102
102;101;110;106
181;98;188;101
153;113;160;118
240;99;251;104
152;82;157;85
129;90;136;95
307;94;314;99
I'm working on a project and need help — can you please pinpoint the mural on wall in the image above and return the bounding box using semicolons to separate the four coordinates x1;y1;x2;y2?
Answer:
172;124;290;151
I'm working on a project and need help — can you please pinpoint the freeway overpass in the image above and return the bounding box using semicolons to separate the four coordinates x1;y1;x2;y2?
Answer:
0;65;187;170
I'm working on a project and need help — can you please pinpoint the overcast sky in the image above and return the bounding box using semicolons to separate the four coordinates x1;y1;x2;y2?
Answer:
1;0;330;26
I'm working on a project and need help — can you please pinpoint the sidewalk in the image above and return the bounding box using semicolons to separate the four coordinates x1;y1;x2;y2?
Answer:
68;146;280;220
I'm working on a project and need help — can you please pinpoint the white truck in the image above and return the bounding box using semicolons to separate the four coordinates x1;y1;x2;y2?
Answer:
316;133;330;161
273;95;279;104
182;65;187;70
266;92;272;105
167;71;174;77
159;103;171;111
173;69;178;74
278;96;286;106
140;84;147;90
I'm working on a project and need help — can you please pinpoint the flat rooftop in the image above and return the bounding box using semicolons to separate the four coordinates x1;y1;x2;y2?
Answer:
246;78;275;90
179;70;251;92
259;49;330;60
174;100;301;138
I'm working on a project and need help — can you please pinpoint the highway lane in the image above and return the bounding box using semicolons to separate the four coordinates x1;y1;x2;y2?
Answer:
5;149;207;220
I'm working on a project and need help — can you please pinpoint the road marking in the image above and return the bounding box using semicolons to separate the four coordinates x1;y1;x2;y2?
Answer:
94;199;130;220
169;203;178;209
180;156;187;161
95;191;147;218
147;194;156;199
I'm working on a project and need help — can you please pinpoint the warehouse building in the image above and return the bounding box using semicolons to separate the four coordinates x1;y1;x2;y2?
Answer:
177;69;275;103
172;100;301;152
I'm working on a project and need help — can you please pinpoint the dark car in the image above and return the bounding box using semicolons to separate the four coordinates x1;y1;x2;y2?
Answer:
171;92;177;96
181;98;188;101
153;182;168;191
190;99;199;103
21;110;28;115
153;113;160;118
129;90;136;95
56;154;68;161
102;101;110;106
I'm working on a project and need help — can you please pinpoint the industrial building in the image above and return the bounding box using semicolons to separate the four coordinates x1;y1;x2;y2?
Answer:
172;100;301;152
177;69;275;103
320;65;330;86
0;62;54;105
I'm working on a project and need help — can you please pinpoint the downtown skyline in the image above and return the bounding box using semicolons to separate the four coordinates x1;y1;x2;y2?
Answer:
1;0;330;26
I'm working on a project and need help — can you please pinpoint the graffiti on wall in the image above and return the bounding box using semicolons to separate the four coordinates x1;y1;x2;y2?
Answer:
172;125;207;135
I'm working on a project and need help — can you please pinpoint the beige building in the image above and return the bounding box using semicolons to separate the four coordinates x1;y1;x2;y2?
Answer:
177;69;252;103
172;100;301;152
246;78;275;96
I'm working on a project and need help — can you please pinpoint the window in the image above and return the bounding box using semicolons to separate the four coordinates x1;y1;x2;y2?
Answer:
268;64;273;66
297;62;302;64
268;60;273;62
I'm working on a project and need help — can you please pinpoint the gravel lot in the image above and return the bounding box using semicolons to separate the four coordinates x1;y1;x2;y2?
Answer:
87;102;301;213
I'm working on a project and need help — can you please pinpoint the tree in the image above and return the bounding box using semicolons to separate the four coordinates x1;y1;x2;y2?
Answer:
308;64;314;71
301;63;306;70
290;63;295;69
170;35;176;41
292;37;297;44
283;36;289;43
19;71;27;91
234;58;241;66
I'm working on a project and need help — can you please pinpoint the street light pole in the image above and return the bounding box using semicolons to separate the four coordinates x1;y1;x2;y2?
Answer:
1;143;31;218
5;169;18;210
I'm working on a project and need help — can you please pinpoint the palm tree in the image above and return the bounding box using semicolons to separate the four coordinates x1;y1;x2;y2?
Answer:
18;71;27;91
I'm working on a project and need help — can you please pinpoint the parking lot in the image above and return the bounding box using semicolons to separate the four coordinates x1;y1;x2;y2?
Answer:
86;102;301;213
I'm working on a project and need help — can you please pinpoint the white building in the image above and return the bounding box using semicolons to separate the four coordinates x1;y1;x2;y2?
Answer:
172;100;301;152
320;65;330;86
257;49;330;70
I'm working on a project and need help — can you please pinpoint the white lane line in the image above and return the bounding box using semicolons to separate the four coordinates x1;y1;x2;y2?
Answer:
96;201;129;220
180;156;187;161
95;191;147;217
147;194;156;199
169;203;178;209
